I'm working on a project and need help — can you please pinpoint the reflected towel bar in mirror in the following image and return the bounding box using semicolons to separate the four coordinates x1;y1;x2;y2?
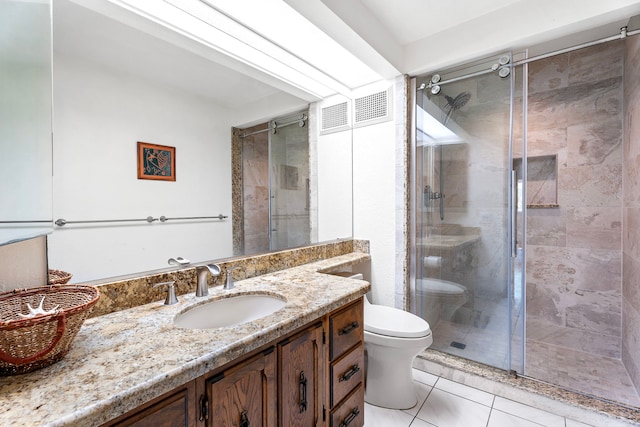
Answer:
55;214;228;227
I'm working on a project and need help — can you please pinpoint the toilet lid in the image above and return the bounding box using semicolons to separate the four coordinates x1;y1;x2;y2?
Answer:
416;278;465;295
364;304;431;338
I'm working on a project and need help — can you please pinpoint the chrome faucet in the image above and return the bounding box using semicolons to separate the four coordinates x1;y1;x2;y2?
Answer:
195;264;221;297
224;266;245;290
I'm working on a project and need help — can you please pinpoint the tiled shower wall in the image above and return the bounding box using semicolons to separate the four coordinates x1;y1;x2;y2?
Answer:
623;34;640;392
525;41;624;359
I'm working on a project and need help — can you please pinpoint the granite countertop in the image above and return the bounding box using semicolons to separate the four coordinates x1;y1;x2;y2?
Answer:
0;253;371;427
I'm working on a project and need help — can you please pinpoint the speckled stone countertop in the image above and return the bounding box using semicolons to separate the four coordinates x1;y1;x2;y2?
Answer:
0;252;370;427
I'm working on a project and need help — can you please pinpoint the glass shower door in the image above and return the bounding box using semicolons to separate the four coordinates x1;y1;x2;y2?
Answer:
268;118;310;251
413;54;525;371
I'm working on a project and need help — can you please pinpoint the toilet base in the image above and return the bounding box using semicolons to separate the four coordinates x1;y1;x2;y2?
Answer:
364;333;432;410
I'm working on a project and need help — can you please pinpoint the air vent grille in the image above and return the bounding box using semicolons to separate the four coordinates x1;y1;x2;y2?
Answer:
320;101;350;134
322;102;348;129
353;87;392;127
355;90;387;123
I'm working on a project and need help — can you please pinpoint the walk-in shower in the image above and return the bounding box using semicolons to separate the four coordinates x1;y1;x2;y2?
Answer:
412;25;640;409
233;112;310;255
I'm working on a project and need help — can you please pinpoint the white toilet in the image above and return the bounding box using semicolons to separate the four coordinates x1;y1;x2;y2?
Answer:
363;296;433;409
416;278;468;323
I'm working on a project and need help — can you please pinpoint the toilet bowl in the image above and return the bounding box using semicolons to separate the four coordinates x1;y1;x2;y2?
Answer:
416;278;468;322
363;297;433;409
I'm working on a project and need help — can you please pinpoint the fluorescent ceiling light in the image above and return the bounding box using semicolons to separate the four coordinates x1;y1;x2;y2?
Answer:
94;0;381;98
200;0;383;89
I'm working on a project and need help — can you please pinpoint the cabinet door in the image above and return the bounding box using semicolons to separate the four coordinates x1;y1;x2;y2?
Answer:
104;382;196;427
279;322;326;427
206;348;277;427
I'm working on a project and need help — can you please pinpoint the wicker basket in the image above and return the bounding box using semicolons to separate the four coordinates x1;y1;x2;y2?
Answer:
48;269;72;285
0;285;99;375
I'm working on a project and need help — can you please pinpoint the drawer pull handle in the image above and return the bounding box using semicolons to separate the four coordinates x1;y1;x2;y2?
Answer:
240;411;250;427
299;371;308;413
198;395;209;421
338;321;359;336
339;407;360;427
339;364;360;382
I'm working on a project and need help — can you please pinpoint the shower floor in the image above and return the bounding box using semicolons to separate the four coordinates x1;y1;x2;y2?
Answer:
429;295;640;408
526;340;640;408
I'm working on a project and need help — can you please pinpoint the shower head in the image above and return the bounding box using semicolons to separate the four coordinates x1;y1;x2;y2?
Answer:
443;91;471;125
445;92;471;111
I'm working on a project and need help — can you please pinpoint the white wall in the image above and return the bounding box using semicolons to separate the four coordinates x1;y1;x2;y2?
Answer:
352;81;401;307
312;96;354;243
49;53;235;282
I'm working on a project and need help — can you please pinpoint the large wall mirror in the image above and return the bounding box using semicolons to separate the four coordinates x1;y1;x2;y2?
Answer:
30;0;353;282
0;0;53;245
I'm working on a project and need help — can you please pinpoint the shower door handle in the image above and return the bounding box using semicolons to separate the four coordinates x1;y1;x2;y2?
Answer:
511;170;517;258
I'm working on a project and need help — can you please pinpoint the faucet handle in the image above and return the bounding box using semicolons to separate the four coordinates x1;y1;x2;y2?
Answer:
168;257;190;266
153;281;178;305
225;266;245;290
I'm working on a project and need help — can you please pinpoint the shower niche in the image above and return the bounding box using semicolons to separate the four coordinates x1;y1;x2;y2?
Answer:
513;154;558;208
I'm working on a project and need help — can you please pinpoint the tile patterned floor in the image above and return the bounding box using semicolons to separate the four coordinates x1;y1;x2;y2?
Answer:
363;369;609;427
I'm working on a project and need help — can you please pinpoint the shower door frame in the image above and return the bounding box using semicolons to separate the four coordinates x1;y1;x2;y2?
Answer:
409;55;526;374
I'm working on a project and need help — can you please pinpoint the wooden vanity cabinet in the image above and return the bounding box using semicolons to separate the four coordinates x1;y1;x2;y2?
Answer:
102;298;364;427
328;299;365;427
278;322;326;427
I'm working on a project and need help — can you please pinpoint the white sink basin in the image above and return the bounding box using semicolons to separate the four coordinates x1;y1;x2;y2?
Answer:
174;294;287;329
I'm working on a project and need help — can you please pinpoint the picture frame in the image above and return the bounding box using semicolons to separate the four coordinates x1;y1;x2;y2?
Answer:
137;141;176;181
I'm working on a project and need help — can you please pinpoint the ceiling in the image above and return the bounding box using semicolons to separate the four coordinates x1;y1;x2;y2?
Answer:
53;0;286;110
54;0;640;114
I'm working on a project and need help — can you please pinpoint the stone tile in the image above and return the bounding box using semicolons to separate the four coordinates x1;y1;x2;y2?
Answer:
526;127;568;166
558;164;622;208
566;118;622;167
622;298;640;393
565;77;622;127
526;318;621;359
565;289;621;337
525;340;640;407
565;207;621;250
526;246;621;292
528;54;569;94
526;281;566;326
568;40;624;86
624;103;640;206
526;208;566;246
527;89;569;131
622;253;640;314
624;207;640;261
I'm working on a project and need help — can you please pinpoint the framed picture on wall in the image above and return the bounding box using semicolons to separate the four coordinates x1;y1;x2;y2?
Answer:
137;141;176;181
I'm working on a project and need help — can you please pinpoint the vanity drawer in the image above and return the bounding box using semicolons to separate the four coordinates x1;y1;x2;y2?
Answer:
329;299;363;360
331;343;364;407
330;384;364;427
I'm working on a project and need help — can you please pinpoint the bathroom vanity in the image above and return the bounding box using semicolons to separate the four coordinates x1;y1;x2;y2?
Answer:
0;253;369;427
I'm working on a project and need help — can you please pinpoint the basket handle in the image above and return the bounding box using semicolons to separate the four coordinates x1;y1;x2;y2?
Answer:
0;313;67;366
